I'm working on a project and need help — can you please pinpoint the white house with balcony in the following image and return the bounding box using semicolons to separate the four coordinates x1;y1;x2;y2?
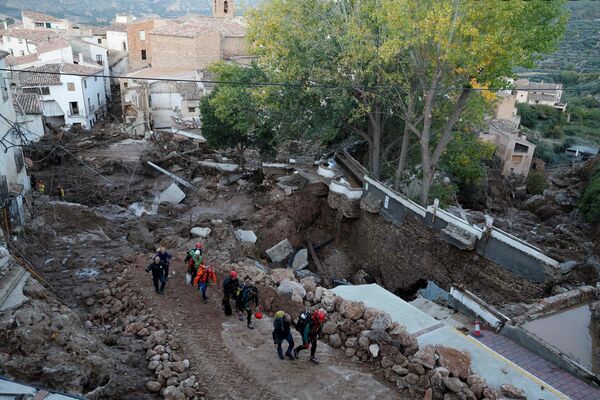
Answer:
515;79;567;112
18;63;106;129
0;50;30;230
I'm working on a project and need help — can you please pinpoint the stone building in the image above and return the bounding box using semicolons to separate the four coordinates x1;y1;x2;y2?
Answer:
515;79;566;112
126;19;167;70
21;10;71;31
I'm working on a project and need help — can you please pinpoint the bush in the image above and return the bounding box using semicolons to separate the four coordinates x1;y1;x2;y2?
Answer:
429;182;457;208
580;168;600;223
527;171;549;195
544;125;565;139
517;104;538;128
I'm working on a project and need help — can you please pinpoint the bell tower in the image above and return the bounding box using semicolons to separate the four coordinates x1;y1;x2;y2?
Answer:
212;0;234;18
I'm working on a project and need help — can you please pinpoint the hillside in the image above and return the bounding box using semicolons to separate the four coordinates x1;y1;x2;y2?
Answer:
0;0;259;22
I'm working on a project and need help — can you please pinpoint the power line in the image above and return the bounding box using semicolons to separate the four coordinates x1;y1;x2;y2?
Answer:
2;67;598;92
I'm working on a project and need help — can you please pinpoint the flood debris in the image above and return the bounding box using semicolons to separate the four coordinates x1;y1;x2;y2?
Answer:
234;229;257;244
155;183;186;205
190;227;211;238
266;239;294;263
146;162;195;190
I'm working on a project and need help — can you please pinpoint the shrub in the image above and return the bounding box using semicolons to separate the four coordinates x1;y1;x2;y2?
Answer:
429;182;457;208
580;168;600;224
544;125;565;139
527;171;549;195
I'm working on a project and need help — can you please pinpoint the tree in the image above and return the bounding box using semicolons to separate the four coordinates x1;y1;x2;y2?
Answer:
200;63;272;164
442;131;496;188
382;0;567;204
580;167;600;224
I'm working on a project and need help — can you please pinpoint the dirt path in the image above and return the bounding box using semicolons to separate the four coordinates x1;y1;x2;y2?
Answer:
136;255;395;400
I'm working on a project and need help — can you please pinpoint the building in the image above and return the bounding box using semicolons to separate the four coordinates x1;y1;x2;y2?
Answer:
12;93;45;141
0;51;30;231
67;38;111;99
21;10;71;31
515;79;567;112
126;19;167;70
18;63;106;128
494;90;521;126
565;145;599;159
106;23;128;52
480;119;536;177
0;29;62;58
149;80;202;128
212;0;235;18
115;14;136;24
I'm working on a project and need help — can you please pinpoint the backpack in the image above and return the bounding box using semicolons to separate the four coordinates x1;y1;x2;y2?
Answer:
296;310;311;334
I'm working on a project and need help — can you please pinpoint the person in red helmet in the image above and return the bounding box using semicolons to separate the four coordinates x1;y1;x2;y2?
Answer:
294;308;327;364
222;270;239;316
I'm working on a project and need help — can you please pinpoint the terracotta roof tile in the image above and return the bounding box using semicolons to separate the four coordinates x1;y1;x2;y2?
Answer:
13;93;42;114
151;18;245;38
22;10;62;23
19;63;102;86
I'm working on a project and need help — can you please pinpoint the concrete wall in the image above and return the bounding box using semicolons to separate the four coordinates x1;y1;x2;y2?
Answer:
150;91;183;128
0;35;36;57
15;113;44;142
106;30;128;52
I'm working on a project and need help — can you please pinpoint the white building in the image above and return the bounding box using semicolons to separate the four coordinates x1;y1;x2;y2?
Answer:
67;38;111;99
18;63;106;129
0;51;30;230
21;10;71;31
106;24;128;52
149;80;202;128
12;93;45;142
515;79;567;112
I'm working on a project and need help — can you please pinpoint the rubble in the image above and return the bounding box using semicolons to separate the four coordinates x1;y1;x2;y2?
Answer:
234;229;257;244
291;249;309;270
190;227;211;238
156;183;186;205
266;239;294;263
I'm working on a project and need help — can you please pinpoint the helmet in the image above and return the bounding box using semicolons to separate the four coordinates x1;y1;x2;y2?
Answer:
315;310;326;322
194;250;201;255
255;311;263;320
195;242;203;249
230;271;238;279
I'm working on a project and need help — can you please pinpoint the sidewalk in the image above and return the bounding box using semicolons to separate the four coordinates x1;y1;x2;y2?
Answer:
475;331;600;400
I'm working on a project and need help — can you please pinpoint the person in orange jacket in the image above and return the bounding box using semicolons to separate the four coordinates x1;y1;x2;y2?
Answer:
193;264;217;303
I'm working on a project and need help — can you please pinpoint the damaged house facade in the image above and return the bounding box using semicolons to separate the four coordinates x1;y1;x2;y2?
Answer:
0;51;30;231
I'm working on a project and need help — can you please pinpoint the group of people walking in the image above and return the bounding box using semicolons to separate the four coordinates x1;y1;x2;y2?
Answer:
145;242;327;363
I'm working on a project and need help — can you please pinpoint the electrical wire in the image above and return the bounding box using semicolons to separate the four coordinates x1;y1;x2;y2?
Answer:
3;67;598;92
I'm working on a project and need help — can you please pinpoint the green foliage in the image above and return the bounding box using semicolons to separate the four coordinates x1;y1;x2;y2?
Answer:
527;171;549;195
429;182;457;208
580;167;600;223
441;131;496;187
532;141;558;164
517;104;538;128
544;124;565;139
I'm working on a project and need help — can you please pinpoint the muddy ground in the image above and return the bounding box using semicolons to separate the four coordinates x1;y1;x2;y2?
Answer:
2;128;598;398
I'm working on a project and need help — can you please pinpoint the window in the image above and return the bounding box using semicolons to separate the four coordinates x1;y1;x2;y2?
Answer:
35;22;44;28
23;87;50;95
83;80;87;89
97;93;100;106
514;143;529;153
45;23;51;28
67;82;75;91
20;50;24;56
69;101;79;115
224;0;228;13
141;49;147;60
123;82;128;89
0;74;7;103
97;38;102;44
14;152;24;172
122;42;127;51
139;30;145;40
188;107;196;113
511;155;523;164
96;54;103;65
88;97;91;110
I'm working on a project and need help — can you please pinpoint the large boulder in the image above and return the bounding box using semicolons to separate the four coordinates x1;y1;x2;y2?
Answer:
413;345;436;369
300;277;317;293
190;227;211;238
291;249;309;270
322;321;338;335
321;289;336;312
329;334;342;348
435;346;471;380
341;301;365;320
266;239;294;262
277;280;306;302
271;268;296;284
501;384;526;399
235;229;257;244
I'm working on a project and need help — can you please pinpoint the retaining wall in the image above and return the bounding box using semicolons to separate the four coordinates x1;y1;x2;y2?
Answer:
362;176;558;283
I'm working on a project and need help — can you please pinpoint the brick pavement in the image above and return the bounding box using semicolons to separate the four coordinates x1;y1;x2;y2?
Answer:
475;330;600;400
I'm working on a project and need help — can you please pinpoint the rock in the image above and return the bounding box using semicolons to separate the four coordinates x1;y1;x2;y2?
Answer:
436;346;471;380
291;249;309;270
159;368;174;380
534;205;561;221
171;361;186;373
190;227;212;238
148;360;160;370
423;388;433;400
329;334;342;348
345;337;358;348
84;320;93;329
163;385;185;400
156;183;185;205
405;373;420;386
182;375;196;388
524;194;546;212
442;376;464;393
554;192;577;209
234;229;257;244
501;384;526;399
413;345;436;369
314;286;324;303
271;269;296;285
300;277;317;293
370;312;393;331
482;387;499;400
305;292;314;302
407;362;425;376
266;239;294;262
154;345;166;354
145;381;162;392
137;328;150;337
369;344;380;358
341;301;365;320
470;383;485;399
466;374;486;388
345;348;356;357
85;297;95;306
166;377;179;387
320;290;336;312
277;280;306;303
559;260;577;273
183;359;190;369
392;365;409;375
381;356;395;368
322;321;337;335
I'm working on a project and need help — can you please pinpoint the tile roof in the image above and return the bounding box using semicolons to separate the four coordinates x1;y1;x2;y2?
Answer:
0;28;60;42
528;92;560;104
6;53;38;66
151;18;245;38
19;63;103;86
515;79;562;92
35;37;70;52
176;82;201;100
13;93;42;114
106;23;127;33
22;10;62;23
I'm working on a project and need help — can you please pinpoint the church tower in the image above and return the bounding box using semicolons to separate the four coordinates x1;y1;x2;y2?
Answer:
212;0;234;18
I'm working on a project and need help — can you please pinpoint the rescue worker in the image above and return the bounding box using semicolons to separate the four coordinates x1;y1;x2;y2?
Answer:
145;255;167;295
272;311;295;360
184;242;203;265
37;180;45;194
236;283;259;329
155;246;172;280
222;270;239;316
57;185;65;201
294;309;327;364
187;249;203;285
193;264;217;302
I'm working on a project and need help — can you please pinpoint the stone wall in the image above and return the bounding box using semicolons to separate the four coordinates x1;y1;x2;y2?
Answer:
127;20;157;69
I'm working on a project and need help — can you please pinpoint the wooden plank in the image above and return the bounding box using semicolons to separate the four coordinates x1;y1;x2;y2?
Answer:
307;241;323;272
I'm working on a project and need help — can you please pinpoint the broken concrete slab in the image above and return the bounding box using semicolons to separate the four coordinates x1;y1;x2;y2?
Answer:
198;160;239;172
266;239;294;263
155;183;186;205
146;162;194;190
291;249;309;270
234;230;257;244
190;227;211;239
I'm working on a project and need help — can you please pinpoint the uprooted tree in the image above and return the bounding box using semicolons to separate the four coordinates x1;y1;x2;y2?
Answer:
247;0;567;204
